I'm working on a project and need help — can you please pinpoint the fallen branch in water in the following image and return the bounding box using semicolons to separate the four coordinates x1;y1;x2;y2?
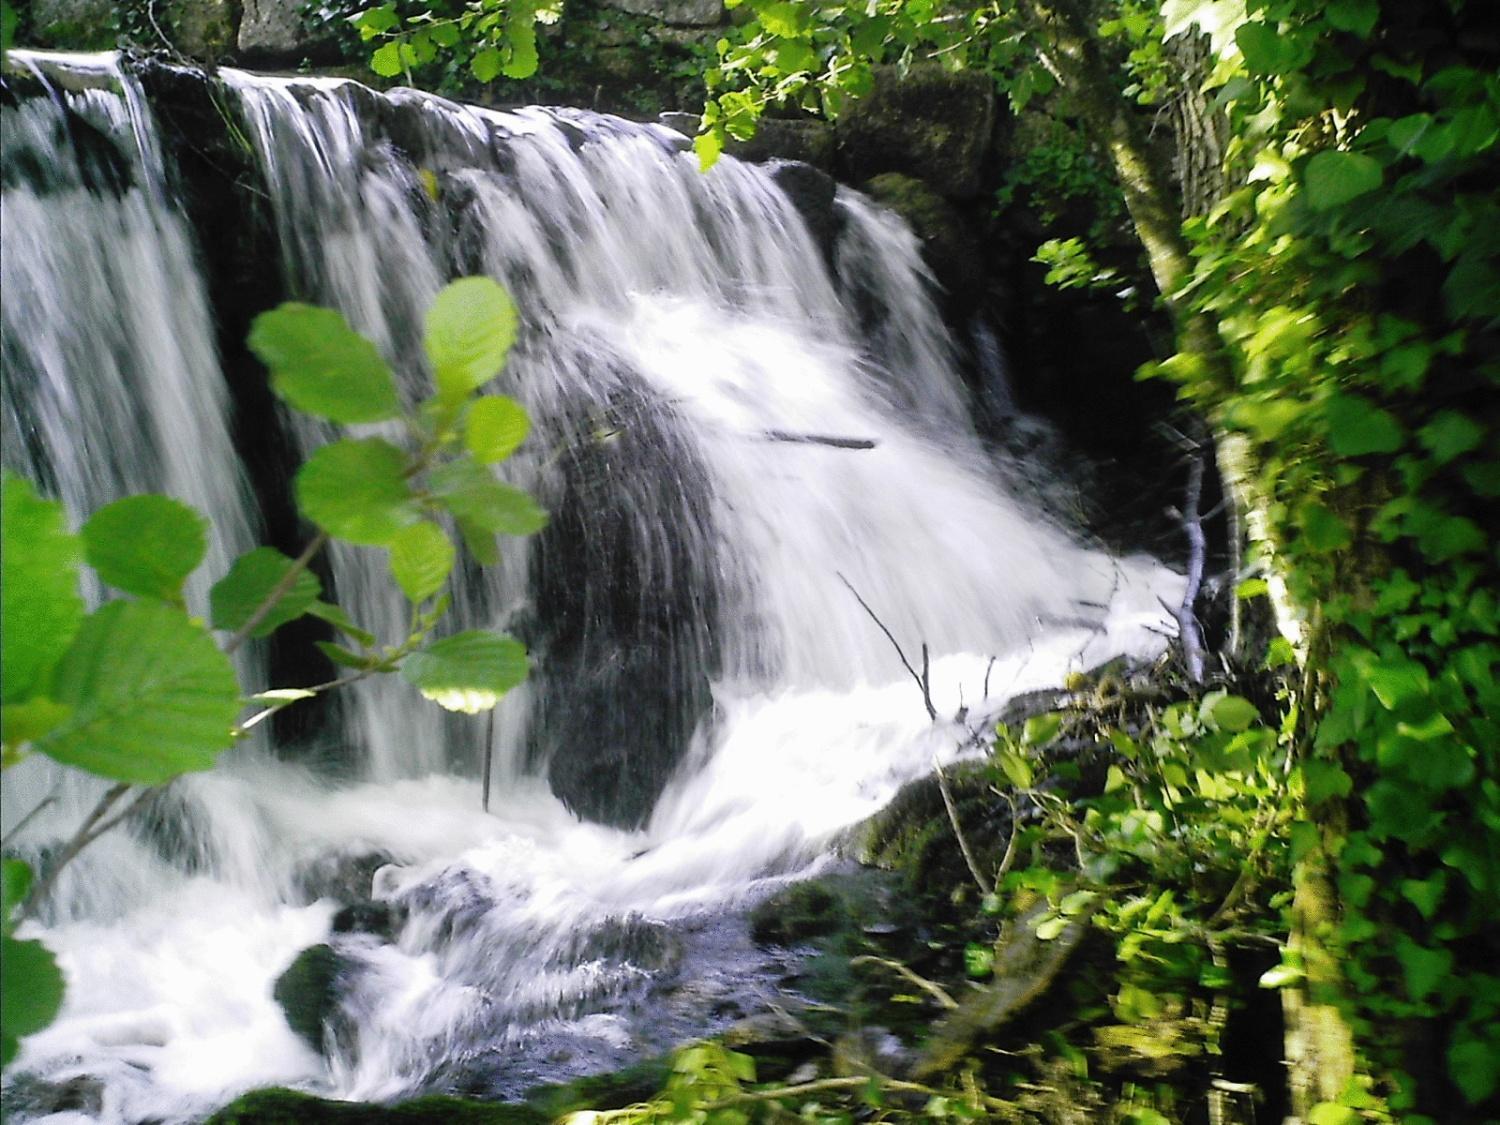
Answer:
765;430;877;449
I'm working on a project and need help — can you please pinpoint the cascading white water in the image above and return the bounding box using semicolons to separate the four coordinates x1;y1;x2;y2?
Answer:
2;55;1183;1123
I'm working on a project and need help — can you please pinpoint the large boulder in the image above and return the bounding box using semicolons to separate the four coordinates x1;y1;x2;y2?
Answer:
598;0;724;26
835;64;996;199
28;0;117;48
863;172;986;318
238;0;338;62
162;0;238;59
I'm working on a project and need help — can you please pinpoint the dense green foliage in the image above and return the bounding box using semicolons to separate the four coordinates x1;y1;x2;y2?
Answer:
0;278;541;1066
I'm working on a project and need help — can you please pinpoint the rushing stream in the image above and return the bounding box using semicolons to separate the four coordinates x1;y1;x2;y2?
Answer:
1;52;1182;1123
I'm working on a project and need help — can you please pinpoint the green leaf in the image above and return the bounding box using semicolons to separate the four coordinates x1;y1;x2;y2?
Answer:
389;521;455;603
1201;692;1259;732
210;547;322;637
1324;0;1377;36
296;438;420;545
1;935;65;1067
996;747;1034;790
306;601;377;647
963;941;994;977
36;600;241;784
400;630;528;713
1417;410;1483;465
1259;961;1305;989
371;39;404;76
1297;502;1353;552
429;457;547;536
1307;1103;1359;1125
2;859;33;929
695;128;724;172
1034;914;1070;941
248;304;400;424
456;516;500;566
465;395;530;463
1324;394;1404;456
1;473;84;705
1303;151;1383;211
316;640;372;670
471;46;502;81
82;495;208;603
1;699;72;750
1398;873;1446;920
1395;936;1452;1001
1235;21;1307;75
1448;1036;1500;1105
1303;759;1353;805
1022;712;1063;747
425;277;518;403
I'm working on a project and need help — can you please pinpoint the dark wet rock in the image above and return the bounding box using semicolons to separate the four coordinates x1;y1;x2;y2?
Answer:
293;851;396;904
863;172;986;318
524;376;720;830
0;1074;105;1119
272;943;355;1053
751;881;843;946
332;900;405;941
523;1058;672;1117
835;64;996;199
768;160;840;269
204;1087;548;1123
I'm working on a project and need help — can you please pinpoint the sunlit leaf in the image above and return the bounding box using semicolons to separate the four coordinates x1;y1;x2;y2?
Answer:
296;438;421;545
388;521;455;603
83;495;208;603
400;630;528;712
210;547;322;637
1303;150;1383;211
425;277;518;402
1;934;64;1066
465;395;530;463
1;473;84;706
429;457;547;536
249;304;400;424
37;601;240;784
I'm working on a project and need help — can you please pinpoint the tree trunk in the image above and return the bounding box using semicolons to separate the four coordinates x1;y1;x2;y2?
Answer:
1017;5;1362;1117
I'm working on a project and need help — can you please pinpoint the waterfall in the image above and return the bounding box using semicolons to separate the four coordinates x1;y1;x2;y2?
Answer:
1;53;1182;1123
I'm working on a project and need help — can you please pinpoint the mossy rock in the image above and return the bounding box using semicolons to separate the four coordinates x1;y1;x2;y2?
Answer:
272;943;348;1051
205;1088;548;1124
522;1058;671;1117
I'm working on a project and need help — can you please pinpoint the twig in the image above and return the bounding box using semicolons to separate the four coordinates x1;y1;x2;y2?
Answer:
850;955;959;1010
482;708;495;813
19;782;130;921
994;791;1022;886
920;643;937;721
836;572;937;721
935;757;994;896
223;532;328;655
982;656;997;700
1;796;57;847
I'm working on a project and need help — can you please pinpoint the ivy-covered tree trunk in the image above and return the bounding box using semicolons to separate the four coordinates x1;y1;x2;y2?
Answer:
1018;4;1365;1116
